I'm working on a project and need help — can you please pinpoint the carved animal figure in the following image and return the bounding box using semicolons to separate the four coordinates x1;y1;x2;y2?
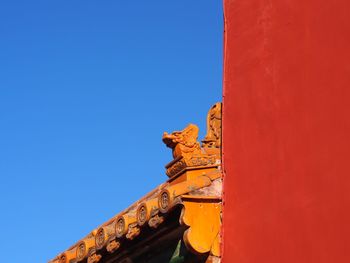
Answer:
162;124;202;159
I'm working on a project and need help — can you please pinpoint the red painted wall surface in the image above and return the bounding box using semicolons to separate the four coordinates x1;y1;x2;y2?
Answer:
222;1;350;262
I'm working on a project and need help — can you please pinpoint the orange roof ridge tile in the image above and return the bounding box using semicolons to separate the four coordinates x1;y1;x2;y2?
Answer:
49;103;222;263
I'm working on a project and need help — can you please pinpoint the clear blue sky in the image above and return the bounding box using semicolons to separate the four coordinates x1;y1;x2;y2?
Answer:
0;1;223;262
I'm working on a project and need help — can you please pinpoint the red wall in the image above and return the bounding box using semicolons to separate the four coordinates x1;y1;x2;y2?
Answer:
222;1;350;262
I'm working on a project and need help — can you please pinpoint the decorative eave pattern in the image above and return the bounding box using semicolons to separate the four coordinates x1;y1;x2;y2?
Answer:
49;103;222;263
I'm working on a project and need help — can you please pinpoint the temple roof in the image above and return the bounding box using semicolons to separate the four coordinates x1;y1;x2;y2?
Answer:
49;103;222;263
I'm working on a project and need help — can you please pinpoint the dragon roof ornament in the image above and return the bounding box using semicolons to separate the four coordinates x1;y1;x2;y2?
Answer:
163;102;222;179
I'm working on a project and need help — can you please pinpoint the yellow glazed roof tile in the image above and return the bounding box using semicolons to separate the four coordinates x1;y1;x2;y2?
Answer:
49;103;222;263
